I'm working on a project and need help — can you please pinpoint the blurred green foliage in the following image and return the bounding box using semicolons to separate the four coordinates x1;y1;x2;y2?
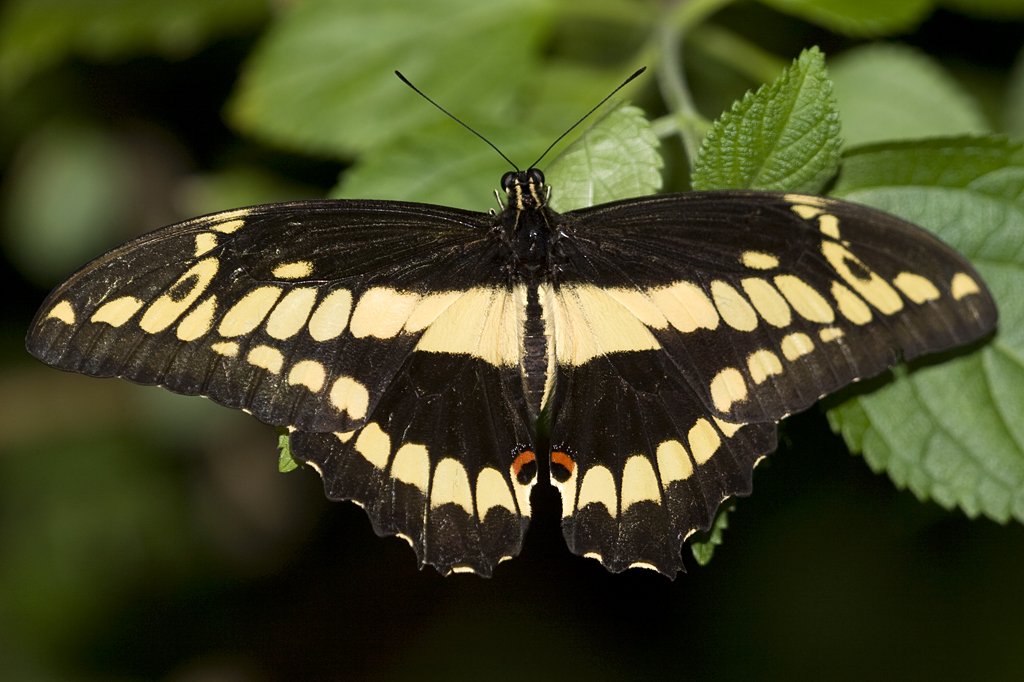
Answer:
2;0;1024;680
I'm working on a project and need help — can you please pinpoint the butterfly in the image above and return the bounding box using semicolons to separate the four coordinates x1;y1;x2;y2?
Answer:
25;75;997;577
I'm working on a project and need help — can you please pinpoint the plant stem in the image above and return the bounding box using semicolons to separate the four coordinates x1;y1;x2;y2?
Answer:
656;23;705;170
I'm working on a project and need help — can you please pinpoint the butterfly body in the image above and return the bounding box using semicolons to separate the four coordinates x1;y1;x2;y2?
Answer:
27;173;997;576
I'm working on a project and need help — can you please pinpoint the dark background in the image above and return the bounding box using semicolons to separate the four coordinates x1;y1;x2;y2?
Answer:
2;2;1023;680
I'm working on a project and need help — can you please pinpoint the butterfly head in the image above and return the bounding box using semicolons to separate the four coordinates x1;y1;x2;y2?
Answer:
501;168;548;211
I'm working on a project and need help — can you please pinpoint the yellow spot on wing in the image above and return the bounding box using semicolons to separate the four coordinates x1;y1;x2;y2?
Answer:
194;233;218;257
831;281;873;325
211;218;245;234
747;349;783;384
784;193;828;207
330;376;369;420
355;423;390;470
577;465;618;517
265;288;317;340
780;332;814;360
710;367;748;411
818;214;840;239
791;204;824;219
431;458;474;514
139;257;219;334
621;456;661;510
47;300;76;325
819;327;844;342
711;280;758;331
211;341;239;357
287;359;327;392
551;452;578;519
822;241;903;314
774;275;835;323
307;289;352;341
271;260;314;279
688;418;721;465
392;443;430;493
218;286;283;337
247;345;284;374
649;281;719;333
476;467;517;519
656;440;692;483
741;278;792;327
176;295;218;341
741;251;780;270
951;272;981;300
91;296;145;327
713;417;744;437
350;287;420;339
893;272;940;304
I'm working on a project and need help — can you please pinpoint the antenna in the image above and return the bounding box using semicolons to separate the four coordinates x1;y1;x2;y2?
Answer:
528;66;645;169
396;66;646;171
395;70;519;170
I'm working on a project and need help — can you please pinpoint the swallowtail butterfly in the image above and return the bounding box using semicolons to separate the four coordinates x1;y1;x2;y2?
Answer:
26;77;997;577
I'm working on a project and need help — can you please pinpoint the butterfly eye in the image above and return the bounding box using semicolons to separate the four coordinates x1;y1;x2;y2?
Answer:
527;168;545;187
500;171;518;193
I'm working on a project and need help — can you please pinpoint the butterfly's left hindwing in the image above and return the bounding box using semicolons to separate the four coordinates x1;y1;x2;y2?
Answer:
27;200;537;576
544;191;996;574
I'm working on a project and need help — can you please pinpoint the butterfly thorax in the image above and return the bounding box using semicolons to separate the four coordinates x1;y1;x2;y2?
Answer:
498;168;564;283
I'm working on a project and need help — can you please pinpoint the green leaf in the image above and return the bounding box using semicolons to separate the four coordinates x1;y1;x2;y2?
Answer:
546;105;663;212
337;66;653;211
757;0;932;37
691;503;733;566
830;44;989;147
228;0;551;157
830;137;1024;524
335;121;545;211
0;0;266;95
692;47;841;193
278;433;298;473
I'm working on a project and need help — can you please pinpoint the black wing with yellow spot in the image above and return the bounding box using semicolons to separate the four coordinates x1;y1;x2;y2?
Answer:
542;191;996;573
26;200;537;576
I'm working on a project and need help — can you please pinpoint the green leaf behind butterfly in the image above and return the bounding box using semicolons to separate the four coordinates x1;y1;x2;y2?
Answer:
691;47;841;194
831;137;1024;524
830;44;989;147
546;104;663;212
228;0;551;157
757;0;932;37
278;433;298;473
690;503;733;566
338;80;662;212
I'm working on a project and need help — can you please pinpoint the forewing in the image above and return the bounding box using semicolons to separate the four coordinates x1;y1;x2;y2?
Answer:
546;190;997;574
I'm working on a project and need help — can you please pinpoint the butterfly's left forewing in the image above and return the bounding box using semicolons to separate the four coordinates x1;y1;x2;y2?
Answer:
545;191;996;573
27;200;537;575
